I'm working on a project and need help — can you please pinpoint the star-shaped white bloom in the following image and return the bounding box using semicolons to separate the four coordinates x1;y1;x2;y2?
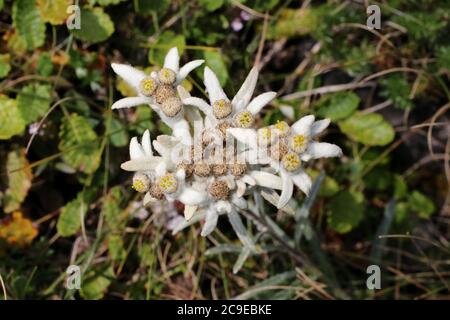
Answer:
182;66;277;129
111;47;203;137
228;115;342;209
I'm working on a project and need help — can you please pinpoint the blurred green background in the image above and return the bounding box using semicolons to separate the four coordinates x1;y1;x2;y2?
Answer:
0;0;449;299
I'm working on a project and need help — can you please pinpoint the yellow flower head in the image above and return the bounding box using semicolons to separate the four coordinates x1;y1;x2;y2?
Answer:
282;152;301;172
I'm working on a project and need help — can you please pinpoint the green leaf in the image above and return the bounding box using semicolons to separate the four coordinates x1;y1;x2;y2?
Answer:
204;50;229;86
306;169;339;197
37;52;54;77
3;150;33;213
380;74;413;109
101;186;125;231
13;0;46;50
437;46;450;71
327;191;365;234
267;8;321;40
198;0;224;11
138;243;155;267
56;192;87;237
408;191;435;219
0;96;26;140
131;105;154;134
0;54;11;79
134;0;170;15
365;167;392;191
72;7;114;43
394;202;409;225
109;118;129;147
7;31;27;56
148;31;185;66
58;113;101;174
80;265;113;300
108;234;126;261
393;175;408;199
17;83;53;124
339;112;395;146
315;92;360;121
37;0;71;25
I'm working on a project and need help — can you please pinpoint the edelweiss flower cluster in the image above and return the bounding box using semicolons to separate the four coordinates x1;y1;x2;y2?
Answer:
111;47;342;240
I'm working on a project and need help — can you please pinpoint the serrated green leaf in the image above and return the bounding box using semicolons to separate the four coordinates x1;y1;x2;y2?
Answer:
58;113;101;173
72;7;114;43
101;186;125;231
315;92;360;121
3;150;33;213
37;52;54;76
37;0;71;25
0;54;11;79
148;31;185;66
80;265;113;300
109;118;129;147
0;96;26;140
327;191;365;234
56;192;86;236
339;112;395;146
204;51;229;86
267;8;321;40
17;83;52;124
408;191;435;219
13;0;46;50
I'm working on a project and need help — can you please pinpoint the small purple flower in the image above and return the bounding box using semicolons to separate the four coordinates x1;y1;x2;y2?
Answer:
231;18;243;32
240;11;251;21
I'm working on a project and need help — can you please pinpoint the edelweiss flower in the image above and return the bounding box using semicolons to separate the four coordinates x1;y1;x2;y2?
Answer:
111;47;203;140
228;115;342;209
110;48;343;257
183;66;276;130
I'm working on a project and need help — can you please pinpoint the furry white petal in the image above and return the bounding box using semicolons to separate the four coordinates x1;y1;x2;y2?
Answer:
310;119;331;137
301;142;343;161
249;171;283;190
177;59;204;84
184;205;198;221
130;137;145;159
182;97;212;116
204;67;228;103
232;67;259;110
291;169;312;196
120;158;163;172
201;207;219;236
277;170;294;209
111;97;152;110
111;63;147;90
141;130;153;156
227;128;257;146
236;180;247;197
292;114;315;136
143;192;158;206
179;187;207;206
163;47;180;72
246;91;277;115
